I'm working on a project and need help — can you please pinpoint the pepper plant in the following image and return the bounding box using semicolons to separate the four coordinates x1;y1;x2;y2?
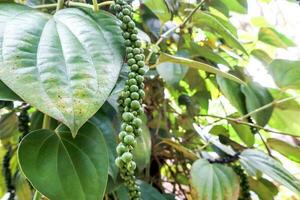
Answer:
0;0;300;200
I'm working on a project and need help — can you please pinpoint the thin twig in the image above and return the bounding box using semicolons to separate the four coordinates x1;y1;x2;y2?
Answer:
257;131;273;157
198;114;299;137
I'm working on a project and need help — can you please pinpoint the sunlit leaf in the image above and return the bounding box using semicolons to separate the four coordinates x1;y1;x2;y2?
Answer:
258;27;295;48
268;59;300;89
192;11;247;54
267;138;300;163
241;82;273;126
142;0;171;24
0;4;124;137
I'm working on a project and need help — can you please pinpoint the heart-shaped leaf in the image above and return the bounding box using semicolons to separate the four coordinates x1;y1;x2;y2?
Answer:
0;4;124;136
18;122;109;200
191;159;240;200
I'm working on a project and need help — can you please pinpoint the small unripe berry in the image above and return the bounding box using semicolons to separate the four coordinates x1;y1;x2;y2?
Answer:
132;118;142;127
130;92;139;100
117;144;128;155
131;100;140;110
130;85;139;92
121;152;133;163
124;135;135;145
122;112;134;122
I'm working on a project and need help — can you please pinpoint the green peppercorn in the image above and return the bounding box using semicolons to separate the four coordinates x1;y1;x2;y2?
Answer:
122;112;134;122
133;48;141;54
130;64;139;71
121;152;133;163
138;68;146;75
133;55;142;61
128;72;136;78
128;58;136;65
119;131;127;140
128;21;135;29
117;144;128;155
130;92;139;100
127;53;134;59
122;8;131;15
130;85;139;92
115;157;123;167
127;161;136;171
123;32;130;39
128;79;137;85
123;16;131;23
138;90;145;98
135;40;142;47
126;47;133;54
132;118;142;127
130;100;140;110
124;135;135;145
125;39;132;46
125;125;134;132
124;98;131;106
137;61;145;67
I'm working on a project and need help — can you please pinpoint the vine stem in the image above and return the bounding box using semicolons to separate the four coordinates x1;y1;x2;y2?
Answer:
42;115;51;129
145;0;204;64
92;0;99;12
238;95;300;121
33;191;42;200
197;114;299;137
56;0;65;11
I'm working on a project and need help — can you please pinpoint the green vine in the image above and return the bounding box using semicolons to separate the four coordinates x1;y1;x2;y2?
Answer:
112;0;146;199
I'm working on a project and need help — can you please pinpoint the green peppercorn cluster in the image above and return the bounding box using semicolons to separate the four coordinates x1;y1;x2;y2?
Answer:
18;104;30;140
2;147;15;200
111;0;146;199
232;165;251;200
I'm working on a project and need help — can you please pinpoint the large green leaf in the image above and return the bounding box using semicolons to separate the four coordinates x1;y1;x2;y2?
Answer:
216;76;246;114
249;177;278;200
241;82;273;126
0;111;18;139
258;27;295;48
139;181;167;200
18;122;109;200
219;0;247;14
89;102;119;180
0;4;124;137
268;91;300;136
229;117;255;147
188;43;231;67
190;159;240;200
157;51;188;85
158;53;244;84
268;59;300;89
133;124;152;172
0;80;21;101
142;0;171;24
239;149;300;195
192;11;247;54
251;49;273;66
267;138;300;163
